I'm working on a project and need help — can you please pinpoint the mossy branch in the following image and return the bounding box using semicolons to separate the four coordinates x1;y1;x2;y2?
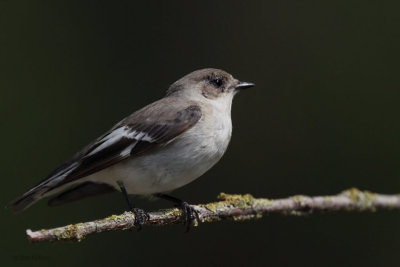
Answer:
26;188;400;243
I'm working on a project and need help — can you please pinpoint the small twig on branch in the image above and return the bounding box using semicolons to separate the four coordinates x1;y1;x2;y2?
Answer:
26;188;400;243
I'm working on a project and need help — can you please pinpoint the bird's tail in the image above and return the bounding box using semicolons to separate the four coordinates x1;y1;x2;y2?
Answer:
8;180;118;212
7;186;49;213
8;161;80;212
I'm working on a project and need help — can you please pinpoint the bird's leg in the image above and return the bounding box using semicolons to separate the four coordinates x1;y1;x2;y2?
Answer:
154;193;200;232
117;181;149;230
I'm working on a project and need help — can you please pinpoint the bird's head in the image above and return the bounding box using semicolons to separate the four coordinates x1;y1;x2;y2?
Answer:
167;68;255;102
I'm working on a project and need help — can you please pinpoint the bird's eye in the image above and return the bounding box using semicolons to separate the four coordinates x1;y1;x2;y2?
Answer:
209;77;223;88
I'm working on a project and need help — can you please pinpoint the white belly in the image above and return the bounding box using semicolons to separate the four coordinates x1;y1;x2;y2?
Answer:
85;115;232;195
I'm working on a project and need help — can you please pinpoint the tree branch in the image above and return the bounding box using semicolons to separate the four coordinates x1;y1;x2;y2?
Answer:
26;188;400;243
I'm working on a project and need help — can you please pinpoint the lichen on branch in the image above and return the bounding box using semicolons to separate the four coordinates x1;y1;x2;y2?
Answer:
26;188;400;243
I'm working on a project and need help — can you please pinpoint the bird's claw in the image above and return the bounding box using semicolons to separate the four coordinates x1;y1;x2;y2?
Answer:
176;201;200;232
131;207;149;231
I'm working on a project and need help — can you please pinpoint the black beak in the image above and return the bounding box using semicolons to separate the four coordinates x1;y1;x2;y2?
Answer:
235;81;255;90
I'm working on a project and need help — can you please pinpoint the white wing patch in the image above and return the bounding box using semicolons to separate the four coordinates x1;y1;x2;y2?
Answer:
86;126;155;157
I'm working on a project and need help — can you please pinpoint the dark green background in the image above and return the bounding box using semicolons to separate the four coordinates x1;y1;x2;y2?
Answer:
1;1;400;266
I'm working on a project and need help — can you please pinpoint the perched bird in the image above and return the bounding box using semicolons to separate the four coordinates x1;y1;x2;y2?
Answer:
9;68;254;227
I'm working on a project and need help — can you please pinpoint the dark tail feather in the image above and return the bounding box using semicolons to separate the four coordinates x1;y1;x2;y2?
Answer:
8;161;80;212
48;182;116;206
8;191;44;213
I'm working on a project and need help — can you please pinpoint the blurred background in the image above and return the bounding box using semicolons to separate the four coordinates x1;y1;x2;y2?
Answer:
1;1;400;266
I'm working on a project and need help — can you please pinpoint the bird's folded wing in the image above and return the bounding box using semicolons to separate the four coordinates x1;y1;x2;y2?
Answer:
33;103;202;191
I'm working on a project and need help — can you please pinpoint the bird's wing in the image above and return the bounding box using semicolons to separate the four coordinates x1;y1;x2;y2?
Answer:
51;104;202;188
9;101;202;211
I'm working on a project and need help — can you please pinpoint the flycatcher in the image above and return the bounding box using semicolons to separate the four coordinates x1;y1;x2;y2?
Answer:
9;68;255;227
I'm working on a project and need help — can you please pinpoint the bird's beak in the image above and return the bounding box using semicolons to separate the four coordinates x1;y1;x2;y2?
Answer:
234;81;255;90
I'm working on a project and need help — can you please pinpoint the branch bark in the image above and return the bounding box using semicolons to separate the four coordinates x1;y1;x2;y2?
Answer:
26;188;400;243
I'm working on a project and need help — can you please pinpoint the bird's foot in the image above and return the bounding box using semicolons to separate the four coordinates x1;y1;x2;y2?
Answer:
130;207;150;231
176;201;200;232
153;193;200;232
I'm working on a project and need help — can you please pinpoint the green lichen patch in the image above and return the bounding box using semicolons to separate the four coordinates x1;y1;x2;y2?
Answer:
203;201;228;213
161;208;183;219
232;213;263;221
217;193;256;209
342;188;363;202
341;188;377;211
200;216;222;223
52;224;81;242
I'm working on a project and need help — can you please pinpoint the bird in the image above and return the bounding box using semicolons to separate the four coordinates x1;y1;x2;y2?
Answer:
9;68;255;228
